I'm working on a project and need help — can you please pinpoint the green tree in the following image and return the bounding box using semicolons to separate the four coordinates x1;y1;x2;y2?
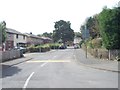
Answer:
74;32;82;38
86;15;100;39
0;21;6;44
38;32;53;39
53;20;74;43
98;7;120;49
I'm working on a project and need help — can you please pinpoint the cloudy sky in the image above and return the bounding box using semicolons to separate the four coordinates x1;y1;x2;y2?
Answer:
0;0;119;35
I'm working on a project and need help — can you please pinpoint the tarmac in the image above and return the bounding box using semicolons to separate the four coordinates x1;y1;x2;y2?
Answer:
1;49;120;73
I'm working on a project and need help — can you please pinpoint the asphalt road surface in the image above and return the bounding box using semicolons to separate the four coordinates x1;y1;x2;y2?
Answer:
2;48;118;88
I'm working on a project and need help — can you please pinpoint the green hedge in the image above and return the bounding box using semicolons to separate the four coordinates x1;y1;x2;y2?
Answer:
27;43;61;53
49;43;61;49
27;44;50;53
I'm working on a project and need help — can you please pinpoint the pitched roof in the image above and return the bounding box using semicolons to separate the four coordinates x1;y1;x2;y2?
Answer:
24;33;43;39
6;28;22;35
40;36;52;40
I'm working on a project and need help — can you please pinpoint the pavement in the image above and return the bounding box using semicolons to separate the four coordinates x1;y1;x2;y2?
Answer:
74;48;119;72
1;48;119;72
1;56;32;68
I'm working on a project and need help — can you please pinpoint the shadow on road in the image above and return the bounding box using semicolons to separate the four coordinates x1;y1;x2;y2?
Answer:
0;64;21;78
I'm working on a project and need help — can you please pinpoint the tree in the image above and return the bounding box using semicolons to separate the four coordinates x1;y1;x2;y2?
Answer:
86;15;100;39
38;32;53;39
53;20;74;43
0;21;6;44
74;32;82;38
98;7;120;49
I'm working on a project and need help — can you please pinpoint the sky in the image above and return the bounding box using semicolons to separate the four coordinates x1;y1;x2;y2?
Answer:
0;0;119;35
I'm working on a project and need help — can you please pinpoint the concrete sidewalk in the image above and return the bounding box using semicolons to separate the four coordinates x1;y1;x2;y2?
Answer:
75;49;119;72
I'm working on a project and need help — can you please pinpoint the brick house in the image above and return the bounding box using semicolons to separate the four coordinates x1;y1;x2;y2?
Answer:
41;37;53;44
24;33;44;46
5;28;27;50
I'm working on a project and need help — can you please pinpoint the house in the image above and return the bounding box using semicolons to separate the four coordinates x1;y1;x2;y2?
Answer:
24;33;44;46
74;37;82;44
5;28;52;50
40;36;53;44
5;28;27;50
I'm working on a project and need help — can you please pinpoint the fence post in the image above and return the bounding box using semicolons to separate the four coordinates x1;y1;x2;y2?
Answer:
108;49;111;60
39;47;41;52
85;41;87;59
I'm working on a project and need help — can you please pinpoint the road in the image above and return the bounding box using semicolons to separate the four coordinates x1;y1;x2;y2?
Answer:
2;48;118;88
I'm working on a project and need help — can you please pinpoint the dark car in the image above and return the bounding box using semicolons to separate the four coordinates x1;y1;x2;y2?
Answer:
59;44;67;49
14;46;27;54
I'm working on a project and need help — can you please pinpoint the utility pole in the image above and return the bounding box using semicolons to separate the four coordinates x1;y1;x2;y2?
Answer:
85;24;87;59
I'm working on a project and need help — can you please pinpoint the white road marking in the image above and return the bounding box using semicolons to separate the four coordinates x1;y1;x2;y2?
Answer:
53;56;57;58
27;60;71;63
23;60;49;89
23;72;35;89
103;71;107;72
73;54;77;60
40;62;48;67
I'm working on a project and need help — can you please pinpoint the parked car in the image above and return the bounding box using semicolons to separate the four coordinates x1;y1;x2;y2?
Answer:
14;46;27;54
74;44;79;49
59;44;67;49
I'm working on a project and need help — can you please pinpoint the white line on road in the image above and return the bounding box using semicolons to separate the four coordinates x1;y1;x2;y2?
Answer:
73;54;77;60
40;62;48;67
53;55;57;58
23;72;35;89
23;60;48;89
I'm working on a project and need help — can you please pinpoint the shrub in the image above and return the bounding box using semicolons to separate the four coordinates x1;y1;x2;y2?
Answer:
27;46;39;52
92;38;102;48
49;43;61;49
36;44;50;52
85;38;102;49
79;40;84;48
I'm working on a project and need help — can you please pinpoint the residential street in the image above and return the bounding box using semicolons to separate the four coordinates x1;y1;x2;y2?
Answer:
1;47;118;88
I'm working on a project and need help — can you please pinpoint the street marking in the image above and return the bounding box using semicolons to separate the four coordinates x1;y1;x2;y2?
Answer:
53;56;57;58
27;60;71;63
23;72;35;89
41;62;48;67
103;71;107;72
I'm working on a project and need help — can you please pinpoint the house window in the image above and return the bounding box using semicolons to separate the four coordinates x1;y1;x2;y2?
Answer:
23;35;25;39
16;34;18;39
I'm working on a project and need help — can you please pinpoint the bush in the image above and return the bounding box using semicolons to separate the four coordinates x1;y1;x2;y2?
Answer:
87;40;94;49
27;43;62;53
86;38;102;49
92;38;102;48
27;44;50;53
27;46;39;52
49;43;61;49
36;44;50;52
79;40;84;48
